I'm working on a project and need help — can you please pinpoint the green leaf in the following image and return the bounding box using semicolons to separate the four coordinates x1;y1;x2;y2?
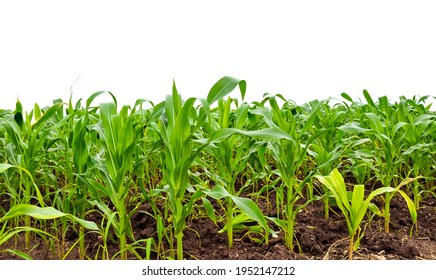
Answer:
365;112;384;134
86;90;117;109
363;89;376;108
341;92;354;102
0;204;99;231
33;103;41;121
397;190;417;224
72;119;89;174
268;96;289;131
0;163;13;173
209;127;292;144
338;122;371;134
88;200;120;232
0;227;53;247
317;169;397;239
330;169;350;212
204;185;230;200
0;164;45;207
207;76;246;104
231;196;269;233
368;203;382;216
14;99;24;128
350;185;364;223
350;186;395;234
393;177;420;225
202;197;217;224
219;213;251;233
32;102;63;128
1;249;33;260
204;185;269;235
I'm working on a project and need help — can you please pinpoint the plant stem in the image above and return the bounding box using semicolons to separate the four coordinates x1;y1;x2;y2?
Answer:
79;224;85;260
119;207;127;260
226;197;234;248
176;230;184;260
384;193;391;233
323;193;329;220
349;235;354;260
61;220;66;258
285;180;294;251
285;213;294;251
169;230;175;260
24;178;31;249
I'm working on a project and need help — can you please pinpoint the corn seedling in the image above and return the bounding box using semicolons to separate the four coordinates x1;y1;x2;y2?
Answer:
88;101;136;259
316;169;396;260
251;94;323;251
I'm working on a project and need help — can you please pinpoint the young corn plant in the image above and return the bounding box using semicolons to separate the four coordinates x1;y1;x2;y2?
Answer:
85;100;136;260
150;81;205;260
200;123;295;241
315;169;396;260
150;76;247;259
308;100;351;218
201;98;246;248
2;78;435;260
251;95;323;251
151;76;284;258
401;110;436;208
0;163;99;258
67;91;115;259
200;98;269;248
1;101;63;248
340;91;417;233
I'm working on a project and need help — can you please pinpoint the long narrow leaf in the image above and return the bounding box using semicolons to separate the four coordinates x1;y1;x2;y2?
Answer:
207;76;246;104
0;204;99;231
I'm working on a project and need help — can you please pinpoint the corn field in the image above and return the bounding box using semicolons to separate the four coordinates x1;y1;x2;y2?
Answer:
1;76;436;260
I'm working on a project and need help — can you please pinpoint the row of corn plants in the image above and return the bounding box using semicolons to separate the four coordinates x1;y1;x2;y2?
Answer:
1;77;435;259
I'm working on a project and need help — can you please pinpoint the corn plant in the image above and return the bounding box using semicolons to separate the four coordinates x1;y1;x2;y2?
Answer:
63;91;111;259
1;100;65;245
0;163;98;258
150;76;250;259
316;169;396;259
250;95;324;251
201;134;289;248
83;99;136;259
150;76;291;258
1;78;435;260
339;91;417;233
308;100;352;218
401;110;436;208
199;97;267;248
201;98;248;248
150;82;204;260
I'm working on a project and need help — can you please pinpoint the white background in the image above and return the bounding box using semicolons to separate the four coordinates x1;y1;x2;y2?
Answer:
1;0;436;111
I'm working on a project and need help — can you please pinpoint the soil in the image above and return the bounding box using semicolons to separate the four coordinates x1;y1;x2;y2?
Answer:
1;190;436;260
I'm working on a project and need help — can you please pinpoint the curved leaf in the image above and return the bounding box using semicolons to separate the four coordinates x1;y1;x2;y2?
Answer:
207;76;246;104
341;92;354;102
0;204;99;231
397;190;417;224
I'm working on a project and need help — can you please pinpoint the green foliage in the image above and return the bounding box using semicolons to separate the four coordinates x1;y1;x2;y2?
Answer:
0;204;98;231
316;169;395;259
0;79;435;260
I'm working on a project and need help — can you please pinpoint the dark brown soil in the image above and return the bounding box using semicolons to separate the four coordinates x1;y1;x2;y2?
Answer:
1;192;436;260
